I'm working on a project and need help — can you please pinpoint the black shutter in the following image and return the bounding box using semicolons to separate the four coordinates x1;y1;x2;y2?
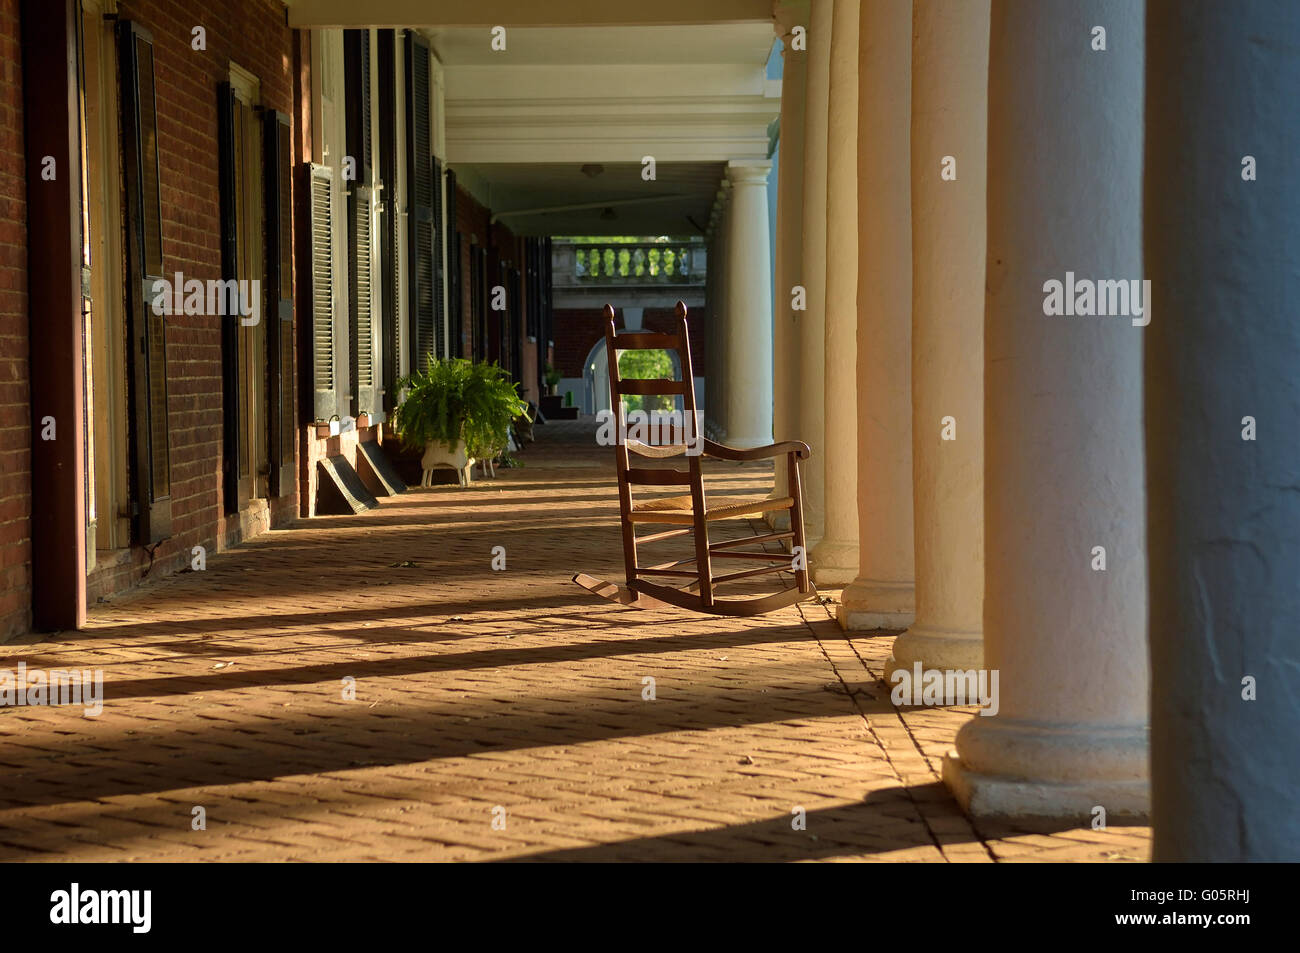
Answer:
445;169;461;357
217;83;240;515
264;110;294;496
377;29;399;409
433;155;446;361
306;162;339;420
344;30;372;184
118;21;171;543
405;31;435;373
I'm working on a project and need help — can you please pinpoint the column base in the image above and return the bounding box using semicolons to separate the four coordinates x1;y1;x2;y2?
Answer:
838;577;914;631
885;624;983;680
810;538;857;586
943;717;1149;819
943;753;1150;820
763;506;791;533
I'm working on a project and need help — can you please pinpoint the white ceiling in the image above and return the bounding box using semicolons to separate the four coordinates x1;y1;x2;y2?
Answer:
426;23;777;67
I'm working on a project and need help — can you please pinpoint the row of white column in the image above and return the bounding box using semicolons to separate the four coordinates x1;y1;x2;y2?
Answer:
761;0;1300;856
704;165;774;451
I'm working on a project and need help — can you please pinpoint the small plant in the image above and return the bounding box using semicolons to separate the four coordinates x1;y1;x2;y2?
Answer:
393;358;530;459
544;363;562;388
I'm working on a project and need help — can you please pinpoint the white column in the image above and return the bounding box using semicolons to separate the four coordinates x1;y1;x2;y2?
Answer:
797;0;831;549
943;0;1148;818
721;160;774;450
886;0;987;669
839;0;913;630
706;188;729;439
1145;0;1300;860
809;0;858;586
768;3;809;528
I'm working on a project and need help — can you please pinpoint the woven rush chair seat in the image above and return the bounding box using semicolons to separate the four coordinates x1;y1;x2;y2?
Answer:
629;494;795;525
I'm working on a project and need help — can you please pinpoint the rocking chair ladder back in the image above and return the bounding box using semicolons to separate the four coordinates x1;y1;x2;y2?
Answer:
573;301;815;616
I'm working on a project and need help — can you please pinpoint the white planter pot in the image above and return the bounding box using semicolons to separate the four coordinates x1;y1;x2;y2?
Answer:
420;438;475;487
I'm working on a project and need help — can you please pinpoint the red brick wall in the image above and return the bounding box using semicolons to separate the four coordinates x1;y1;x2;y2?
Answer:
455;184;488;243
85;0;298;598
0;0;29;639
553;306;708;379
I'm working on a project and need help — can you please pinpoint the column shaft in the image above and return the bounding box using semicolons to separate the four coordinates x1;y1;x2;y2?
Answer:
797;0;831;548
769;12;809;527
839;0;914;631
1146;0;1300;860
944;0;1148;818
809;0;859;586
887;0;987;669
707;190;730;439
722;161;774;450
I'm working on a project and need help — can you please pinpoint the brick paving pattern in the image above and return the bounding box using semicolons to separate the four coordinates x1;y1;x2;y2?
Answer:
0;420;1151;861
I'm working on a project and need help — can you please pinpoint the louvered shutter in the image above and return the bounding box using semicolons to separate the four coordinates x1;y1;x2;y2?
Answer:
445;169;461;357
264;110;295;496
377;29;399;409
346;30;380;418
433;155;446;361
118;21;171;543
344;30;372;184
405;31;436;373
349;184;377;415
307;163;339;420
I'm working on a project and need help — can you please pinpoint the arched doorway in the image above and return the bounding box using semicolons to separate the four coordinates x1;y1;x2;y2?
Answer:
583;332;683;417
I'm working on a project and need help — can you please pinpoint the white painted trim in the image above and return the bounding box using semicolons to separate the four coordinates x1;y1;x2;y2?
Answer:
442;67;778;163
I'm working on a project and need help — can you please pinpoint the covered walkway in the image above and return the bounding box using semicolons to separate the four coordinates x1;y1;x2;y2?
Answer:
0;423;1149;861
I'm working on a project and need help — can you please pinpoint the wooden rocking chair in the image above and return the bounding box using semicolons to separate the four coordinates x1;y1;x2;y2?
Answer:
573;301;816;616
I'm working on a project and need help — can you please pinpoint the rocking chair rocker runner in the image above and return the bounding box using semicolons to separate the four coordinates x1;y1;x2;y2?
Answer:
573;301;816;617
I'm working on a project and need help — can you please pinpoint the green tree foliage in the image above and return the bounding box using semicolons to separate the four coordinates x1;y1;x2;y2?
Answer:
618;349;675;414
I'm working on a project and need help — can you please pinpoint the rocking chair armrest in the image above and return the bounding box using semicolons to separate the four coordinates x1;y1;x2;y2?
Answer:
703;439;811;462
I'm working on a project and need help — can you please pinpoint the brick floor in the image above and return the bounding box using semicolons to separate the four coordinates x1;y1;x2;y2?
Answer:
0;420;1150;861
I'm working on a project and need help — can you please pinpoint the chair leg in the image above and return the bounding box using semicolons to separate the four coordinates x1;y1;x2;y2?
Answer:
787;454;811;594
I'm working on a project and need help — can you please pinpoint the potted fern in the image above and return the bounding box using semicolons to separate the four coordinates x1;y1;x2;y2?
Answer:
392;358;530;486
